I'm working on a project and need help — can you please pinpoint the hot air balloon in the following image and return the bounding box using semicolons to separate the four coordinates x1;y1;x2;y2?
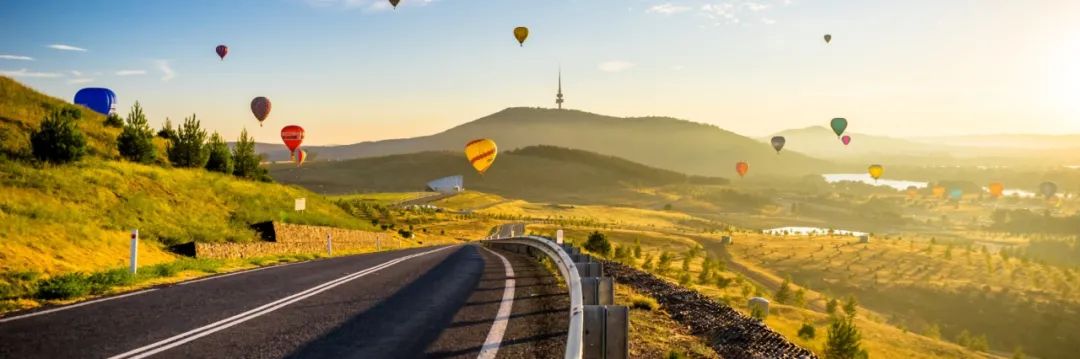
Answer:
824;34;832;44
513;27;529;46
280;125;305;161
465;139;498;174
389;0;400;8
251;97;271;127
949;189;963;201
868;164;884;180
988;182;1005;198
73;88;117;115
1040;182;1058;199
841;135;852;146
906;186;919;199
770;136;786;153
216;45;228;60
830;118;848;137
932;186;946;199
295;149;307;167
735;162;749;178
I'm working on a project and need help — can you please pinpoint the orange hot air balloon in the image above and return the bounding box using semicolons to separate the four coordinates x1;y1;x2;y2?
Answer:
295;149;307;167
932;186;946;199
988;182;1004;198
513;27;529;46
735;162;749;178
464;139;498;174
280;125;305;161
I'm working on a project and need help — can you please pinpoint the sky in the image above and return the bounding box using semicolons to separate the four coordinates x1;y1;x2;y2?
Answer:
2;0;1079;145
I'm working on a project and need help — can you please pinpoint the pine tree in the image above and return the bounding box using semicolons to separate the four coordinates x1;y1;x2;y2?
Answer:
205;132;233;174
157;118;176;139
232;128;264;179
774;277;793;304
843;295;859;318
117;102;157;163
824;316;864;359
167;114;208;168
31;110;86;164
826;298;840;315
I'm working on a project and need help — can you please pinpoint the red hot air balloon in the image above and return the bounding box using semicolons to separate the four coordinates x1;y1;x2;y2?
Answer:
250;97;271;127
735;161;749;178
280;125;305;160
215;45;228;60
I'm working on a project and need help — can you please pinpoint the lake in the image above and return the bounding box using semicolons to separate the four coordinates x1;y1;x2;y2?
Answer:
821;173;928;191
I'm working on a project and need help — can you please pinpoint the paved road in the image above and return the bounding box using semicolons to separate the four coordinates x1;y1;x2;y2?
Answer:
492;223;526;239
0;245;567;359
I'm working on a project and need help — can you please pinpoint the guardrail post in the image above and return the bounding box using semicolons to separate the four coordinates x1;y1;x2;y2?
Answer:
576;262;603;278
581;277;614;305
129;229;138;274
583;305;628;359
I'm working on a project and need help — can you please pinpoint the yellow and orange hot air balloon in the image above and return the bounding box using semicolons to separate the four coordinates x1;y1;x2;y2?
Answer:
988;182;1004;198
465;139;498;174
932;185;946;199
513;27;529;46
295;149;307;167
735;161;749;178
868;164;884;180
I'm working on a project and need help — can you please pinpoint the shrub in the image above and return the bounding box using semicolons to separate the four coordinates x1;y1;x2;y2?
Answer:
630;294;658;311
36;273;91;300
205;132;233;174
398;229;413;238
117;102;157;163
584;231;612;256
30;110;86;164
104;113;123;128
798;322;817;339
232;128;267;180
87;268;134;293
167;114;208;168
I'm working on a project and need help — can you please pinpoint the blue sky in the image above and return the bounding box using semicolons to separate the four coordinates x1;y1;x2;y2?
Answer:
2;0;1079;145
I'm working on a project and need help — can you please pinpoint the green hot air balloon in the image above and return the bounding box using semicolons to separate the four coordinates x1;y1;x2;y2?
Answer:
830;118;848;137
1040;182;1058;199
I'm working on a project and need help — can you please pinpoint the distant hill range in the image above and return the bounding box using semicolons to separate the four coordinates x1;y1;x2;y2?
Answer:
256;107;836;177
270;145;727;204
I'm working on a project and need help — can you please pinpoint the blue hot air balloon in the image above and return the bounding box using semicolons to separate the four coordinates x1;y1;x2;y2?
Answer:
949;189;963;201
73;88;117;115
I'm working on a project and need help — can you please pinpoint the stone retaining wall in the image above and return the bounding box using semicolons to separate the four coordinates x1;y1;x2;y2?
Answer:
194;222;394;259
272;222;386;243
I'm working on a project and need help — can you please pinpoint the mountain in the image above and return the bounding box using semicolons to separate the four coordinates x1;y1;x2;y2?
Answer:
911;134;1080;150
256;107;836;176
270;145;727;205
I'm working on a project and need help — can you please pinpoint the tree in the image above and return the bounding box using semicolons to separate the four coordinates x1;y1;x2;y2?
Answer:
232;128;266;180
826;298;840;315
775;277;793;304
642;254;654;271
204;132;233;174
663;203;672;211
167;114;208;168
658;251;673;275
798;322;816;339
584;231;612;256
843;295;858;318
31;110;86;164
116;102;157;163
633;239;642;259
794;288;807;308
157;118;176;139
104;113;123;128
824;316;864;359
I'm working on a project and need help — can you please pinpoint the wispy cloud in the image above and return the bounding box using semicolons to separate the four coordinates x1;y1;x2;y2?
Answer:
47;44;88;52
647;3;692;14
761;17;776;25
115;70;147;76
0;68;64;78
68;78;94;84
744;2;772;12
0;55;34;61
701;3;739;24
598;60;636;73
71;70;82;76
156;60;175;81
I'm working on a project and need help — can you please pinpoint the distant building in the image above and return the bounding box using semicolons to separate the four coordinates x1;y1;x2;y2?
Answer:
555;67;564;109
426;175;464;193
721;236;733;245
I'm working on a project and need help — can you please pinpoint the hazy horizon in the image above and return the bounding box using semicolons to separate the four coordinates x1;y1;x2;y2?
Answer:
3;0;1079;145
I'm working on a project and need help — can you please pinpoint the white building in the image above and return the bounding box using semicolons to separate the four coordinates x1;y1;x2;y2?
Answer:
426;175;464;193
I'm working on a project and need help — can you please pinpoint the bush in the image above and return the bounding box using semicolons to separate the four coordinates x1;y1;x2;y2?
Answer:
117;102;157;163
157;118;176;139
87;268;134;293
167;114;208;168
205;132;233;174
104;113;123;128
798;322;817;339
630;294;659;311
398;229;413;238
30;110;86;164
36;273;91;300
584;231;612;256
232;128;267;180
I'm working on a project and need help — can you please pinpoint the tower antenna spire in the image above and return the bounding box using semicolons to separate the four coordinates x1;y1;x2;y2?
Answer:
555;66;564;109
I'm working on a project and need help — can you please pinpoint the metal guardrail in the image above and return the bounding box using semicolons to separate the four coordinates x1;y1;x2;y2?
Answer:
483;235;584;359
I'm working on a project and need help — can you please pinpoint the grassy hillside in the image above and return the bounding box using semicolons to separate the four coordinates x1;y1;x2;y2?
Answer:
0;76;119;160
257;107;836;176
271;145;728;205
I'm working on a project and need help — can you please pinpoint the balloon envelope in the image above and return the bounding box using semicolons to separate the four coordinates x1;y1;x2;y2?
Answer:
949;189;963;201
73;88;117;115
841;135;852;145
280;125;305;159
770;136;786;153
868;164;884;180
295;149;307;167
735;162;749;178
251;97;271;125
1040;182;1058;199
513;27;529;46
830;118;848;137
465;139;498;174
389;0;400;8
932;186;946;199
215;45;228;60
824;34;832;43
988;182;1004;198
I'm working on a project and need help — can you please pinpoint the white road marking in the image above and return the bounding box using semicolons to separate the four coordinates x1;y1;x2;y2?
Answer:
0;289;158;323
477;247;516;359
108;246;453;359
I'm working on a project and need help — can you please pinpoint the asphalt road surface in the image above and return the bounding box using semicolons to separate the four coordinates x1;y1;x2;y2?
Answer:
0;245;567;359
492;223;526;239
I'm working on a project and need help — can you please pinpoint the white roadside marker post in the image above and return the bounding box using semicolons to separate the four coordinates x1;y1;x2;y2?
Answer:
129;229;139;274
327;233;333;257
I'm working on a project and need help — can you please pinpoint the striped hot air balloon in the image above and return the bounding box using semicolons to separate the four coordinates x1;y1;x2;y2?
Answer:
464;139;498;174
